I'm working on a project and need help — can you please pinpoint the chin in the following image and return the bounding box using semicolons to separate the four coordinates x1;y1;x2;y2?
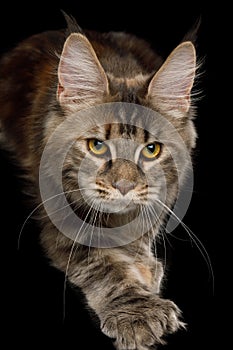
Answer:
102;200;139;215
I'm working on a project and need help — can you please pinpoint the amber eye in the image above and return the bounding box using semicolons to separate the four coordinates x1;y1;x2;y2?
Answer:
141;142;161;160
88;139;108;156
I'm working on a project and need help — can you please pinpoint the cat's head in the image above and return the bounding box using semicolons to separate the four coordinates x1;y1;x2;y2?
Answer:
41;30;199;239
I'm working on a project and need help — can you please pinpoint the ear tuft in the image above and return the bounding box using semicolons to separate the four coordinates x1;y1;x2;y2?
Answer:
148;41;196;114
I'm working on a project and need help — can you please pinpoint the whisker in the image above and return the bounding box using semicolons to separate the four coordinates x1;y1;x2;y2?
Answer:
98;202;106;249
142;205;153;256
98;202;106;248
131;205;148;263
17;187;94;249
87;200;101;264
63;199;97;321
144;204;166;278
155;198;215;292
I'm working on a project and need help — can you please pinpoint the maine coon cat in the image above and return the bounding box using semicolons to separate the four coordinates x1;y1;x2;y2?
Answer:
0;15;199;350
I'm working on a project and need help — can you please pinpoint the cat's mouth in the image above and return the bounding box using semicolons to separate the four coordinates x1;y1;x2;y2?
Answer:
94;193;138;214
92;179;148;214
79;186;140;215
104;199;138;214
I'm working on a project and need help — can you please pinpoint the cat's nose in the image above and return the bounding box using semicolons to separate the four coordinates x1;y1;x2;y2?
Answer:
112;179;136;196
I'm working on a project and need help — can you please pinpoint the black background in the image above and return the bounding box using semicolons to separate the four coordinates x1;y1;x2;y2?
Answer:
0;2;218;349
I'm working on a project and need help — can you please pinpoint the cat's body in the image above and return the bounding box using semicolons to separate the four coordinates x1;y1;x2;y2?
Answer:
0;16;198;350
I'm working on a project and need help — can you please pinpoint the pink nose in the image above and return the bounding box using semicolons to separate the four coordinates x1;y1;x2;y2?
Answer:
112;179;136;196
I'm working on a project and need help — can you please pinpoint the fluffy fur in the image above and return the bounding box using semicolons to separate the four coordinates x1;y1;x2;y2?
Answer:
0;16;199;350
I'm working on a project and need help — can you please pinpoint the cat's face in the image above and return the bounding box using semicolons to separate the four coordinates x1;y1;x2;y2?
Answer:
69;123;166;215
58;103;189;221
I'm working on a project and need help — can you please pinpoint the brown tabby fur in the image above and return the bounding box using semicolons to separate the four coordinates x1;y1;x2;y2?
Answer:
0;16;198;350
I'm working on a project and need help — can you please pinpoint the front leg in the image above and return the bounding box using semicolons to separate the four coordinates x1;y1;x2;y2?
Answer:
66;244;184;350
101;291;182;350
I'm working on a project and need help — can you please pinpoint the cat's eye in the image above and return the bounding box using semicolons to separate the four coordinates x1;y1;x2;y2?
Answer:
141;142;161;160
88;139;108;156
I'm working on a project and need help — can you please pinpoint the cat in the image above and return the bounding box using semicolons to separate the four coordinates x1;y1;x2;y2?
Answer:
0;14;199;350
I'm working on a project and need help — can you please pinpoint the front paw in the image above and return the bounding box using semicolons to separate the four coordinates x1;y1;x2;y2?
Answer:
100;296;185;350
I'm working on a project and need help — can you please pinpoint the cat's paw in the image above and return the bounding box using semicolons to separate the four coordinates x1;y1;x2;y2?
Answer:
100;296;185;350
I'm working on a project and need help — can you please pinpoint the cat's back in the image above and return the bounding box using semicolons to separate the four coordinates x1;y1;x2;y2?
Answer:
0;30;64;127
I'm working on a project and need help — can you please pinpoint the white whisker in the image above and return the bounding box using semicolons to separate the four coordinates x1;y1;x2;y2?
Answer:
155;198;215;292
131;205;149;263
87;200;100;262
63;198;98;320
144;204;167;277
17;187;94;249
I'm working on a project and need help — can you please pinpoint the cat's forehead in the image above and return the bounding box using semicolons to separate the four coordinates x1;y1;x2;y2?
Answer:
83;121;156;144
103;123;149;142
85;118;166;143
76;103;174;143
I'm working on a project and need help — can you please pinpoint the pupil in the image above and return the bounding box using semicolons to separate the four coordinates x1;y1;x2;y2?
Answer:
147;144;155;153
94;140;103;150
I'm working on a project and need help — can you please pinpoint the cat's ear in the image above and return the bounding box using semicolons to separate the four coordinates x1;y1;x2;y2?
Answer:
57;33;108;109
147;41;196;114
